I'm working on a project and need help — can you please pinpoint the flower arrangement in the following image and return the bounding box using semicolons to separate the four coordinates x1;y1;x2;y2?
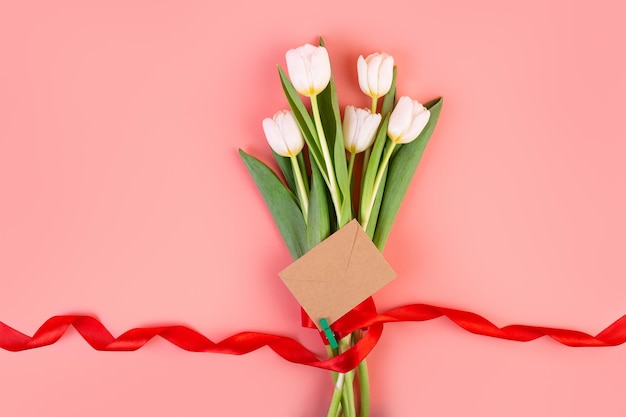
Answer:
240;38;442;417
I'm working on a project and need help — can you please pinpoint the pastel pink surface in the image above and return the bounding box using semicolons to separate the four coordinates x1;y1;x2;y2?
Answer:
1;1;625;416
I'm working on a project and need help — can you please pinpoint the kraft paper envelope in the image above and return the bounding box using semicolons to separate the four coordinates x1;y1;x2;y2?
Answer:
279;219;396;329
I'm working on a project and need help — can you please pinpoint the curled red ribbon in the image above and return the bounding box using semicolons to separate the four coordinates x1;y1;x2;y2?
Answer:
2;299;625;373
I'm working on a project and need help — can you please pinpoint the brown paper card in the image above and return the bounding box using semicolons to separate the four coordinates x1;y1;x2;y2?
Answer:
279;219;396;329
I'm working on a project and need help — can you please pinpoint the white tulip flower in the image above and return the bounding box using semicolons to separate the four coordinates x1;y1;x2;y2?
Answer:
286;44;332;97
357;53;394;99
387;96;430;144
342;106;382;153
262;110;304;157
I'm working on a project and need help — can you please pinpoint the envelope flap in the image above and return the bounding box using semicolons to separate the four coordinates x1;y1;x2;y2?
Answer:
278;220;357;283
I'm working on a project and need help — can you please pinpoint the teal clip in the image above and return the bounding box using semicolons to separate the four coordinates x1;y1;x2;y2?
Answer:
320;318;338;349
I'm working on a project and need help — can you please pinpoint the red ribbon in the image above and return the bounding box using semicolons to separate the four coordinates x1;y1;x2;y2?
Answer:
2;299;626;373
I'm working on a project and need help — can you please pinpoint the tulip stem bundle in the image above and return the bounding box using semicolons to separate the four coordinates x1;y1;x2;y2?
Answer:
240;38;442;416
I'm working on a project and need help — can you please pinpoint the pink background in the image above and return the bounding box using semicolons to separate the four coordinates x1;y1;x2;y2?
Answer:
2;1;626;415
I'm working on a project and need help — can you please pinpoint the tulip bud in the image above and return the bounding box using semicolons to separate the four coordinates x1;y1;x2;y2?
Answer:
387;96;430;144
357;53;394;99
262;110;305;157
342;106;382;153
285;44;332;97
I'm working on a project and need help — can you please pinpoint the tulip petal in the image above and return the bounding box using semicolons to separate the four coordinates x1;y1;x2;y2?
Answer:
378;55;394;96
359;112;382;151
343;107;381;153
263;117;289;157
388;96;414;142
357;55;370;97
263;111;305;157
366;53;383;97
342;106;358;152
286;44;331;97
400;109;430;144
310;46;331;94
352;109;367;152
286;48;310;96
281;111;305;154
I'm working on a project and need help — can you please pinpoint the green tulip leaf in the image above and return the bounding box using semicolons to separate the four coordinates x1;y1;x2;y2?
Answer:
297;151;309;192
364;165;388;239
239;149;308;260
317;85;336;149
372;97;443;251
332;108;352;226
320;82;352;226
360;115;390;217
318;38;352;227
307;162;330;249
272;150;296;194
272;151;309;198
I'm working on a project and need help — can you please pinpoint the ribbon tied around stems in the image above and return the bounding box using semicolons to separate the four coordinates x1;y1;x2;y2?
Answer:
2;297;626;373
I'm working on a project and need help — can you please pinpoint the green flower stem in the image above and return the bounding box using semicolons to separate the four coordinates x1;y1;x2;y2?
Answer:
361;148;371;192
325;345;339;385
359;97;379;195
310;93;342;222
347;152;356;186
358;147;372;220
342;382;355;417
326;373;345;417
352;329;371;417
359;97;378;218
339;335;356;417
325;345;343;417
362;141;397;231
371;96;378;114
290;154;309;222
357;358;371;417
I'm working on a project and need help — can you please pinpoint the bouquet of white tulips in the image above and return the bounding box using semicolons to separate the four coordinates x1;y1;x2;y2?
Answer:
240;38;442;417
